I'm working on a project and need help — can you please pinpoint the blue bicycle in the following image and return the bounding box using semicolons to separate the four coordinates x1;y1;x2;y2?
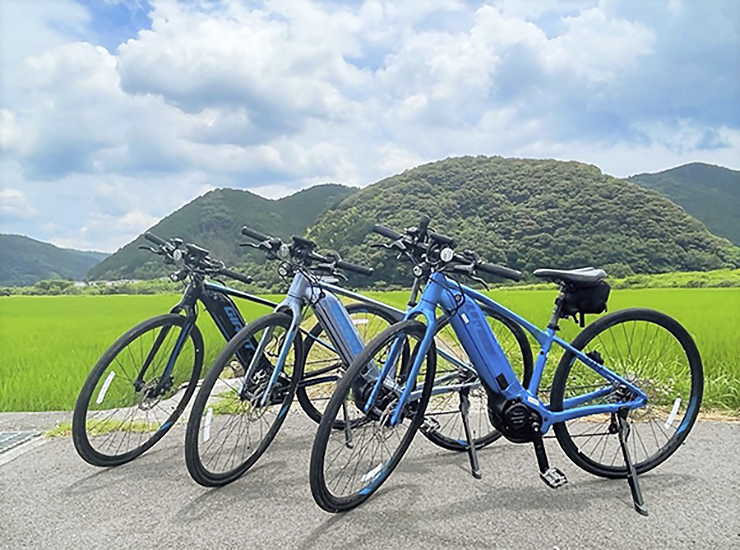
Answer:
184;227;533;486
309;222;703;515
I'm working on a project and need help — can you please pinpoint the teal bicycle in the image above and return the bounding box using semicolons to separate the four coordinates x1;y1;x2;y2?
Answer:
310;221;703;515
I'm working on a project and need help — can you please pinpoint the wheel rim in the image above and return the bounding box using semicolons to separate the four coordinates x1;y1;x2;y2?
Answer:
194;319;297;478
423;312;531;449
317;324;433;503
557;317;700;472
299;305;395;423
84;319;197;459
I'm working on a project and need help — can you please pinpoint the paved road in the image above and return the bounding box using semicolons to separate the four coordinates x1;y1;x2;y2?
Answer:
0;411;738;549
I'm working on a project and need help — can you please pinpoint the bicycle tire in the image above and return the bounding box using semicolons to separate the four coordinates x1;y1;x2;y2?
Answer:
72;314;203;467
550;308;703;478
422;306;533;451
297;302;400;424
310;320;435;512
185;312;303;487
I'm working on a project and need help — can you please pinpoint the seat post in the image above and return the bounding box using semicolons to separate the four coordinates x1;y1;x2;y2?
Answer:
547;286;565;330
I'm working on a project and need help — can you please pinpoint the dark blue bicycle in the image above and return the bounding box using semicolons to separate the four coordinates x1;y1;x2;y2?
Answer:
310;222;703;515
72;232;274;467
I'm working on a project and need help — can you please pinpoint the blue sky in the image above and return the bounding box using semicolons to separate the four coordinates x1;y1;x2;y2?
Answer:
1;0;738;252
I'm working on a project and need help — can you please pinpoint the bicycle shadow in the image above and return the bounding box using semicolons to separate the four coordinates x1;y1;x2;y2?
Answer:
62;438;185;497
174;459;299;522
296;471;694;549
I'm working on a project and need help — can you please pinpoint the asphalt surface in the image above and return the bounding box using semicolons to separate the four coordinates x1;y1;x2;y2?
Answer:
0;411;738;550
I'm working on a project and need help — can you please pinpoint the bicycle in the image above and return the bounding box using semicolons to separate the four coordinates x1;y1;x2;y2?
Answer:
72;232;275;467
184;225;534;486
309;222;703;515
301;219;533;453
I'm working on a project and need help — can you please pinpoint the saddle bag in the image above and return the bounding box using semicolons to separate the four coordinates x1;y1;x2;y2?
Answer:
560;279;610;326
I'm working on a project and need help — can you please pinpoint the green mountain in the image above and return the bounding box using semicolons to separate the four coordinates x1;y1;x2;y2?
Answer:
0;235;108;287
306;156;740;285
87;184;357;280
629;163;740;245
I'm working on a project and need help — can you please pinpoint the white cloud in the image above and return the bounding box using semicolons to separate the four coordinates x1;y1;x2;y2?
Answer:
0;0;737;252
0;188;37;220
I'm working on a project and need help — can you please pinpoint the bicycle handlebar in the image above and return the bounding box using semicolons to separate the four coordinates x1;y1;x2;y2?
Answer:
336;259;374;277
372;218;522;282
476;262;522;282
219;267;253;285
144;231;169;247
142;231;254;282
372;224;403;241
241;226;271;242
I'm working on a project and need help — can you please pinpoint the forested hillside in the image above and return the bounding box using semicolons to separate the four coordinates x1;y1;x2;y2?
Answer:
0;235;108;286
629;163;740;245
307;157;740;286
87;184;356;280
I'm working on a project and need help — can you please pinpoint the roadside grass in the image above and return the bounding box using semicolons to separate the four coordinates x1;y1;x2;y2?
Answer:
1;288;738;412
45;419;163;438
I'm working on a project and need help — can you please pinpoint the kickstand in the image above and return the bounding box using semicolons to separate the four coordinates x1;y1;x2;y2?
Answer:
342;400;354;449
617;410;648;516
459;388;481;479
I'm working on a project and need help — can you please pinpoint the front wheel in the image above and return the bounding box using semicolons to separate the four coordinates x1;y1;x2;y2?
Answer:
310;320;436;513
550;308;703;478
72;314;203;467
185;313;303;487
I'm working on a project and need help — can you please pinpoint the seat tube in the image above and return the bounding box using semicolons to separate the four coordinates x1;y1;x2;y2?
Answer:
528;328;556;395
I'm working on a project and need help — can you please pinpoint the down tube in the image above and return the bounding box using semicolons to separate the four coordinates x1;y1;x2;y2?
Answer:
438;279;525;400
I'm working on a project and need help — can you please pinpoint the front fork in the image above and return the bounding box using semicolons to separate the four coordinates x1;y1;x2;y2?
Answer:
237;315;300;407
363;318;437;426
135;305;195;398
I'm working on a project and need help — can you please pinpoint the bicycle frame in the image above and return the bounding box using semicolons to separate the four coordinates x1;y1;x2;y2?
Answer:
142;277;277;396
366;271;649;432
238;272;483;408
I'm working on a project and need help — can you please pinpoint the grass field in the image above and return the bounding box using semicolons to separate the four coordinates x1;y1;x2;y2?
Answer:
0;288;738;412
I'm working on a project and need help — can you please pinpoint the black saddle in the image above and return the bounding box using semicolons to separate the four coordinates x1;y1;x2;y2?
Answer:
533;267;606;288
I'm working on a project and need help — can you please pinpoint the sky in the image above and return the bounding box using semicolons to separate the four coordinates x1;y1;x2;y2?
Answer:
1;0;738;253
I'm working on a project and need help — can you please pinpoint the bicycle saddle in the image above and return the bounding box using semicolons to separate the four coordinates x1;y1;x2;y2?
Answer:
533;267;606;287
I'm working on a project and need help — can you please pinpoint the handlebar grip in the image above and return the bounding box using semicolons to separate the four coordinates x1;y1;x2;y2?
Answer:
219;268;253;285
241;226;270;242
292;235;316;249
144;232;168;247
336;260;374;277
372;224;403;241
429;231;456;247
478;262;522;281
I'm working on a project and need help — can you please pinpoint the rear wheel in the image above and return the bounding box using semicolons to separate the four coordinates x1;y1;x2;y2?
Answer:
422;306;533;451
296;303;399;424
551;308;703;478
310;320;435;512
73;314;203;467
185;313;302;486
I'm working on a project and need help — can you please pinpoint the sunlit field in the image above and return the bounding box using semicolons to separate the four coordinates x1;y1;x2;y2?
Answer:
0;288;737;412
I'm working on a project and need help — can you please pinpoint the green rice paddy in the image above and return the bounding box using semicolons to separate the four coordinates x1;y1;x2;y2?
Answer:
1;288;738;412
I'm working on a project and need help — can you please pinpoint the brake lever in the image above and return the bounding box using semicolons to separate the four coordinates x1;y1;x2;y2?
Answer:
469;272;489;290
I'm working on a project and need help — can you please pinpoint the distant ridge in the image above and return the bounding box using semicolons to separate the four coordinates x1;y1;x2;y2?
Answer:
0;235;108;287
307;156;739;285
629;162;740;245
87;183;357;280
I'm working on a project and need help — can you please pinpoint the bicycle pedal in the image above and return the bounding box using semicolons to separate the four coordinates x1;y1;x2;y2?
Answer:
540;467;567;489
420;416;440;434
